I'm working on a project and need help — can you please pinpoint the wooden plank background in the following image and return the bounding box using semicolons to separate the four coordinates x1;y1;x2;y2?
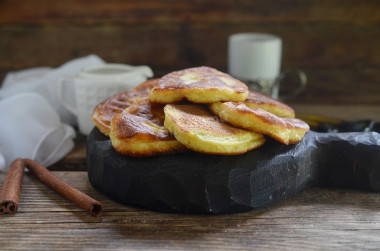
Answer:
0;0;379;104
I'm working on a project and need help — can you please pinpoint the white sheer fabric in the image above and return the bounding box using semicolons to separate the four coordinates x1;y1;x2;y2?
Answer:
0;55;105;171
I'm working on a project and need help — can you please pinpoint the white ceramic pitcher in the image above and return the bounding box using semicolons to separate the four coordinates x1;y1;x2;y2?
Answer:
58;63;153;135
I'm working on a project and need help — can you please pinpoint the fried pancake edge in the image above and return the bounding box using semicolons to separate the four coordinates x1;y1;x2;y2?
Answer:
210;102;309;145
149;66;249;104
244;90;295;118
110;111;185;157
92;79;159;136
164;104;266;155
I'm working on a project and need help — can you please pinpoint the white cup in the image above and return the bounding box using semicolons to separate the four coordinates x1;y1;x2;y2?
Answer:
228;33;306;100
58;63;153;135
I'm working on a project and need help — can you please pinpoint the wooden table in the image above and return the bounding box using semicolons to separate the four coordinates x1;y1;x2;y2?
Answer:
1;105;380;250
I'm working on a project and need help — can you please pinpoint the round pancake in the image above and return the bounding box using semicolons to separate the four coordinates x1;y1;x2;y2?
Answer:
164;104;265;155
209;102;309;145
244;89;295;118
92;79;158;136
110;98;185;157
149;66;249;104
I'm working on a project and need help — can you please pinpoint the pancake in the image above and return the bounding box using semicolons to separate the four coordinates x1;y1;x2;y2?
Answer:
110;98;185;156
209;102;309;145
92;79;158;136
244;89;295;118
164;104;265;155
282;117;312;144
149;66;248;104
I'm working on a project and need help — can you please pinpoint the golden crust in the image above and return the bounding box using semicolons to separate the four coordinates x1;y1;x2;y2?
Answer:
164;104;266;155
91;67;307;157
92;79;158;136
149;66;248;104
110;98;185;157
244;89;295;118
209;102;309;145
282;117;312;144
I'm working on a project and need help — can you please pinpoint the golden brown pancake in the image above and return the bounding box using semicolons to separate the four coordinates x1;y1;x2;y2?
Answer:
281;117;311;144
149;66;249;104
209;102;309;145
110;98;185;156
92;79;158;136
164;104;265;155
244;89;295;118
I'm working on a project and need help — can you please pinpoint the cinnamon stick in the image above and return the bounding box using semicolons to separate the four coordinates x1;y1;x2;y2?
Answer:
0;158;25;215
23;159;103;217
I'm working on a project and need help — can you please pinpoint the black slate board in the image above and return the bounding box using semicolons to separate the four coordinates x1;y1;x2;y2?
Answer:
87;128;380;214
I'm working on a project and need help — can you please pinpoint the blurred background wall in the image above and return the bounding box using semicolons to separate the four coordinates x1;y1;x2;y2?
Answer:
0;0;379;104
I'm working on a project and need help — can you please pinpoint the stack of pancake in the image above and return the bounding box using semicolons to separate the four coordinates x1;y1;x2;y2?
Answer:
92;66;309;157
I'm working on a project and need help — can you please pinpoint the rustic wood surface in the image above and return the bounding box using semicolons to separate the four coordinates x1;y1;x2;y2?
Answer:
292;104;380;121
0;171;379;250
1;0;379;104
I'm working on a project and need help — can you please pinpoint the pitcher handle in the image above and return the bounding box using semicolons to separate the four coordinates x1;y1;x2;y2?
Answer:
278;69;307;101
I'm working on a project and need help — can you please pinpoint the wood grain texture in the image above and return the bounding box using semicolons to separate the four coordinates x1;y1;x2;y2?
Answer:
0;0;378;25
0;0;379;104
0;171;379;250
292;104;380;121
1;24;378;68
87;127;380;214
